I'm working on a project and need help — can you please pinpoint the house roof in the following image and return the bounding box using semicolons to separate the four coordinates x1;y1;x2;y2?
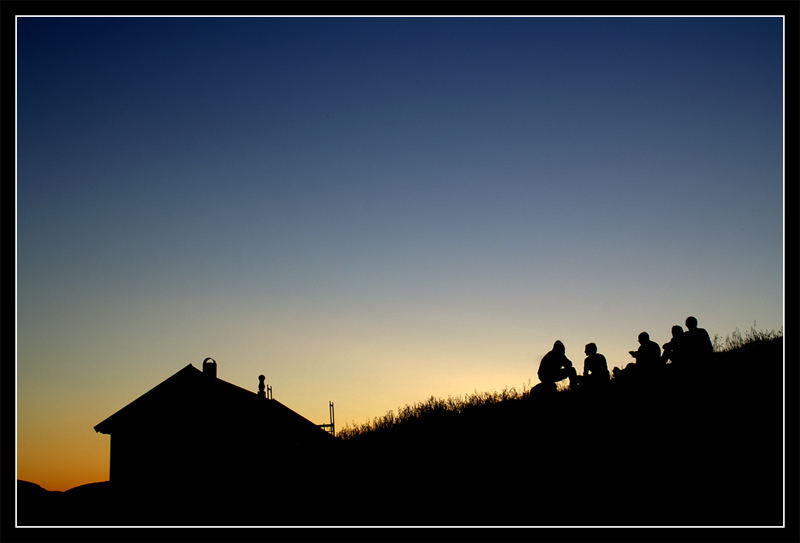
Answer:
93;363;331;441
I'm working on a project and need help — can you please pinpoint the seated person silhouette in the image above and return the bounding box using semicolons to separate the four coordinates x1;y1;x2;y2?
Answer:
629;331;662;377
536;340;578;393
682;316;713;366
661;325;685;368
583;343;610;388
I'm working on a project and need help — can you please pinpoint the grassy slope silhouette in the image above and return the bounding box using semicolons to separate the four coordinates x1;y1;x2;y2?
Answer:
17;331;783;526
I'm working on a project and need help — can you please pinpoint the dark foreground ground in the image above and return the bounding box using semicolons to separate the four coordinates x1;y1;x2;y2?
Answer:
17;339;784;526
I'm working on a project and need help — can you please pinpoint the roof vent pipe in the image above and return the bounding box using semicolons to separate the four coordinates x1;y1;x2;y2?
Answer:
202;357;217;379
258;375;266;398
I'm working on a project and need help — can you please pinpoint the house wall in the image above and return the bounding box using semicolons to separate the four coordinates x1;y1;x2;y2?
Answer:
106;401;335;505
109;421;287;499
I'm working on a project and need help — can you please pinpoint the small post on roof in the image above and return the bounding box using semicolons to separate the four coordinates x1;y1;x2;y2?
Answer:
258;375;266;399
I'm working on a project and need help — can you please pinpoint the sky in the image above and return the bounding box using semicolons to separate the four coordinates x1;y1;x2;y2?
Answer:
17;16;783;492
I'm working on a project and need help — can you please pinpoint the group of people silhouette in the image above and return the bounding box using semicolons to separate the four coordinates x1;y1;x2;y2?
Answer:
534;316;714;394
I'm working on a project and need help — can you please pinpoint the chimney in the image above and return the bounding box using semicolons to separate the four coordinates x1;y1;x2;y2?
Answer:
202;357;217;379
258;375;266;398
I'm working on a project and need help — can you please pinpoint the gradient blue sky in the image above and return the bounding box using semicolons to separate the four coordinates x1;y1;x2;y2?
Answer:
17;16;783;490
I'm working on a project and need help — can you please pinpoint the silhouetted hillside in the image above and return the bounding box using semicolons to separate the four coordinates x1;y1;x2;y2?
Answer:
334;335;783;526
17;336;783;526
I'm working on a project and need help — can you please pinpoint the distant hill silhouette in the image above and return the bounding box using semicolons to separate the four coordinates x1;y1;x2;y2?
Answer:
17;336;783;526
17;480;113;526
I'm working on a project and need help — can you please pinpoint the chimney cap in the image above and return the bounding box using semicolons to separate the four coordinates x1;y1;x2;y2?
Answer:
202;357;217;378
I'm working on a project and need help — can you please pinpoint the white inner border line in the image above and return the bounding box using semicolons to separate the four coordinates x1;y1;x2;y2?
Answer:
14;13;787;530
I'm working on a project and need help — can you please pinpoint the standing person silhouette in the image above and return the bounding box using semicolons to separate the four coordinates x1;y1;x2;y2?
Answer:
538;340;578;392
583;343;610;388
629;332;662;378
682;316;713;366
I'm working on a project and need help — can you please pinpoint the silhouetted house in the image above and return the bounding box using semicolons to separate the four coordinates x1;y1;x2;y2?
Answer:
94;359;333;497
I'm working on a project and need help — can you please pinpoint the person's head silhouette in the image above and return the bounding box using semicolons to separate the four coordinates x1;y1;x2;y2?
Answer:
638;332;650;344
553;340;565;354
672;325;684;338
685;316;698;330
585;343;597;355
